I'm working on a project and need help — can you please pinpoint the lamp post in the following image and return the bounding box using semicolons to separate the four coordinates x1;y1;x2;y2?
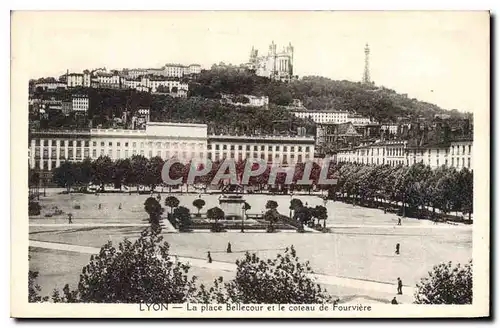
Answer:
241;203;245;233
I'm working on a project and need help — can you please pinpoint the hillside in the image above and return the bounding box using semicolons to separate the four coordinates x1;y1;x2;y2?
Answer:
189;68;467;123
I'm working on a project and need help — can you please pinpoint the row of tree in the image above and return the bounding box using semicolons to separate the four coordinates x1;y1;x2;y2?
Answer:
46;156;473;220
334;162;473;219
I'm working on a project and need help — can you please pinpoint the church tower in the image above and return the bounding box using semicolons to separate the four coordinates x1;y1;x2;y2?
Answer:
362;43;371;84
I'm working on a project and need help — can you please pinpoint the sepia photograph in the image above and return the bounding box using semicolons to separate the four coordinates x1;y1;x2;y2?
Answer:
10;10;490;318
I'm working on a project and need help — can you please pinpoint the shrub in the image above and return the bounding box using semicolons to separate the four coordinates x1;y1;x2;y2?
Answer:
28;202;41;216
414;260;472;304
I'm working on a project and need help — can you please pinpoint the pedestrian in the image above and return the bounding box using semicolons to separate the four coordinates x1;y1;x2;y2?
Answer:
391;297;398;304
207;251;212;263
384;207;387;214
68;213;73;224
395;243;400;255
98;203;102;210
227;242;232;253
397;277;403;295
397;217;402;226
118;203;122;210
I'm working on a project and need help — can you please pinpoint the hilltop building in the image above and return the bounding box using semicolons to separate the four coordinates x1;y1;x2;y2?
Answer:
247;41;295;82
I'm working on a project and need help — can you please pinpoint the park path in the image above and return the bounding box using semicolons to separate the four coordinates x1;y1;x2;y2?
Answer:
29;239;415;297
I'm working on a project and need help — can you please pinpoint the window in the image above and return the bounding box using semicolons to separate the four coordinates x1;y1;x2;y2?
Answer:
261;145;265;151
246;145;250;151
223;145;227;150
109;142;112;147
101;142;105;147
93;141;97;147
133;142;137;148
140;142;144;148
452;158;455;166
117;142;121;147
215;145;220;150
291;146;295;152
468;158;471;168
283;146;288;152
276;146;280;151
149;151;153;158
268;146;272;151
125;142;129;147
117;150;121;158
468;145;471;154
254;146;258;151
92;149;97;158
230;145;235;150
238;145;243;150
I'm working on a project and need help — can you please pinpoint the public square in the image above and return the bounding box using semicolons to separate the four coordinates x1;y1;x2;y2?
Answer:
29;192;472;304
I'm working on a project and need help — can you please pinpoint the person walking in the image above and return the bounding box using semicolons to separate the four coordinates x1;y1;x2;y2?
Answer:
207;251;212;263
227;242;232;253
118;203;122;210
397;277;403;295
391;297;398;304
395;243;400;255
397;217;402;226
98;203;102;210
68;213;73;224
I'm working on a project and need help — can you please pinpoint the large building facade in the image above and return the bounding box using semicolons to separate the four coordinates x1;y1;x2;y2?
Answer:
29;123;316;172
336;138;473;170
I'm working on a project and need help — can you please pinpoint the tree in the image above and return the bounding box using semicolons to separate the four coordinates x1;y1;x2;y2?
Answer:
265;200;279;210
92;156;113;191
29;270;49;303
196;246;337;304
289;198;303;218
144;197;163;231
414;260;472;304
207;207;225;232
113;158;131;190
52;161;77;192
193;198;206;215
458;168;473;220
145;156;164;191
129;155;149;191
174;206;192;232
313;205;328;228
293;206;312;230
164;196;180;217
53;229;197;303
263;208;280;232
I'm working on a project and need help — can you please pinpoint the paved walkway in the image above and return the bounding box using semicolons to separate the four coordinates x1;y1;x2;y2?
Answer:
29;240;415;297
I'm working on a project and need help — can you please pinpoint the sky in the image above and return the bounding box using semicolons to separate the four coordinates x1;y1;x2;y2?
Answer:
12;11;489;113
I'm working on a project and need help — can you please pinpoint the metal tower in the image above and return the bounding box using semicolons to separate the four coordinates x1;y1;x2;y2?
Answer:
362;43;371;84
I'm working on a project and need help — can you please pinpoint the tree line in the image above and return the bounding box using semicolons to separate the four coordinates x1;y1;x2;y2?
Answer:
334;162;473;220
46;156;473;220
